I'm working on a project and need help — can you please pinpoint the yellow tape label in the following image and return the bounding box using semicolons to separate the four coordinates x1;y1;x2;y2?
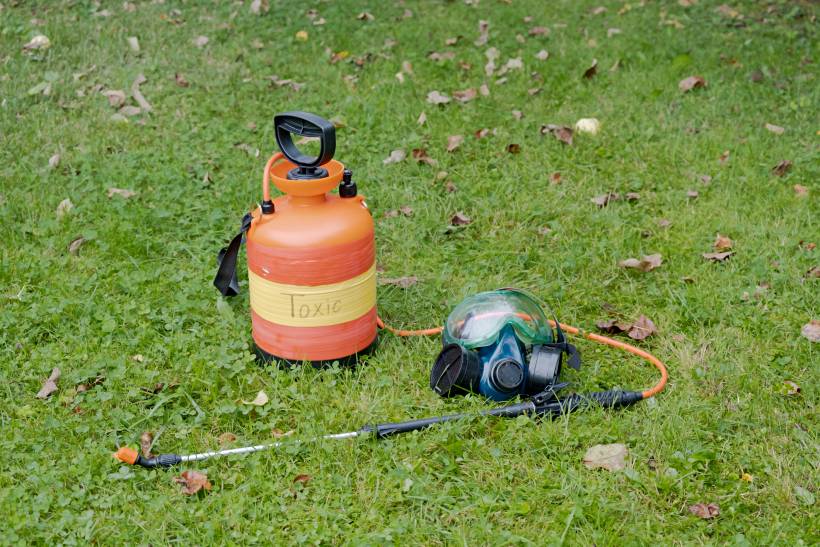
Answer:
248;264;376;327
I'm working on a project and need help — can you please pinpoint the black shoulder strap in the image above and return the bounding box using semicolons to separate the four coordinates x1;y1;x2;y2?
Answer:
213;213;253;297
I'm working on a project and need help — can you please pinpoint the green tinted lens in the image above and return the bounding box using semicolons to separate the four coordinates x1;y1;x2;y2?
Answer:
443;289;554;349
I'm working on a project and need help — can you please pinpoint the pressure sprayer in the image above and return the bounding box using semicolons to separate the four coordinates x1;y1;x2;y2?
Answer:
114;114;668;469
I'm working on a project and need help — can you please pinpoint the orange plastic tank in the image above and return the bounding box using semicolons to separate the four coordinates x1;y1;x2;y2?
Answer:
219;112;377;363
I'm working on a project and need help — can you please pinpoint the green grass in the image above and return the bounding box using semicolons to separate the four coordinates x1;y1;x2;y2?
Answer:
1;0;817;544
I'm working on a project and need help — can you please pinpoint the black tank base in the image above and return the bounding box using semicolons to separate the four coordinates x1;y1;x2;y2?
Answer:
254;335;379;368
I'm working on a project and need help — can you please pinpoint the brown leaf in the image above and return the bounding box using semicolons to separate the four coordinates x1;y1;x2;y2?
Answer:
688;503;720;519
426;90;451;105
718;150;730;164
506;143;521;154
540;124;573;145
36;367;60;399
272;429;294;439
451;212;472;226
475;128;490;139
549;172;561;185
511;110;523;121
484;47;500;76
475;19;489;46
378;276;418;289
293;474;312;485
193;35;209;48
383;149;406;165
102;89;126;108
68;236;86;255
713;234;733;251
583;443;627;471
535;49;549;61
591;192;619;207
583;59;598;79
687;190;699;199
793;184;808;197
412;148;437;166
56;198;74;219
801;320;820;343
446;135;464;152
249;0;269;15
174;470;212;495
679;75;706;92
417;111;427;126
596;319;632;334
628;315;657;340
658;218;672;228
702;251;734;262
619;254;662;272
428;51;456;62
218;432;237;445
118;105;142;117
625;192;640;201
356;12;374;21
174;73;189;87
139;431;154;458
806;266;820;278
528;26;549;36
765;123;784;135
772;160;792;177
107;188;137;199
445;36;460;46
445;181;457;193
453;88;477;103
479;84;490;96
48;153;61;169
781;380;801;396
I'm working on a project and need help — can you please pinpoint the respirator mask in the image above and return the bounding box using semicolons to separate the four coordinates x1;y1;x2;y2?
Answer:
430;289;580;401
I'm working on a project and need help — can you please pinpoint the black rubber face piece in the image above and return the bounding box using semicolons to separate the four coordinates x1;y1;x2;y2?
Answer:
491;359;525;392
430;344;482;397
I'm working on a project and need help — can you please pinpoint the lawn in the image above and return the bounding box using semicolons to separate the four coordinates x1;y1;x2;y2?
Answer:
1;0;817;544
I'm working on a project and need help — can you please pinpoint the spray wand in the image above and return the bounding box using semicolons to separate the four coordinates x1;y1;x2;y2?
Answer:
114;387;643;468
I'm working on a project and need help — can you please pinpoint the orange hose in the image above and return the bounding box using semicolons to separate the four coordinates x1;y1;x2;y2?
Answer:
375;315;668;399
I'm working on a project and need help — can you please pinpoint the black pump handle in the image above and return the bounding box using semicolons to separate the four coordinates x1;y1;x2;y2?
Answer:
274;111;336;168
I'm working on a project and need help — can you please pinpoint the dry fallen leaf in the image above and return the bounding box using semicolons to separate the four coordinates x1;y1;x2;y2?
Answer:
55;198;74;218
540;124;573;145
174;470;212;495
192;35;209;48
801;320;820;343
451;212;472;226
378;276;418;289
107;188;137;199
68;236;86;255
446;135;464;152
625;192;640;201
713;234;733;251
596;319;633;334
529;26;549;37
718;150;730;165
702;251;734;262
272;429;294;439
475;19;489;46
772;160;792;177
628;315;657;340
293;474;312;485
793;184;808;197
102;89;126;108
475;128;490;139
23;34;51;52
506;143;521;154
687;190;699;199
583;443;627;471
591;192;619;207
250;0;269;15
549;172;561;185
36;367;61;399
383;149;406;165
658;218;672;228
781;380;801;396
218;432;237;445
417;111;427;126
412;148;437;166
575;118;600;135
48;154;61;169
131;73;152;112
127;36;140;53
428;51;456;62
688;503;720;519
426;90;451;105
356;11;374;21
139;431;154;458
765;123;785;135
535;49;549;61
484;47;500;76
242;390;269;406
453;88;477;103
119;105;141;117
511;110;523;121
583;59;598;79
618;253;663;272
679;75;706;92
175;73;189;87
